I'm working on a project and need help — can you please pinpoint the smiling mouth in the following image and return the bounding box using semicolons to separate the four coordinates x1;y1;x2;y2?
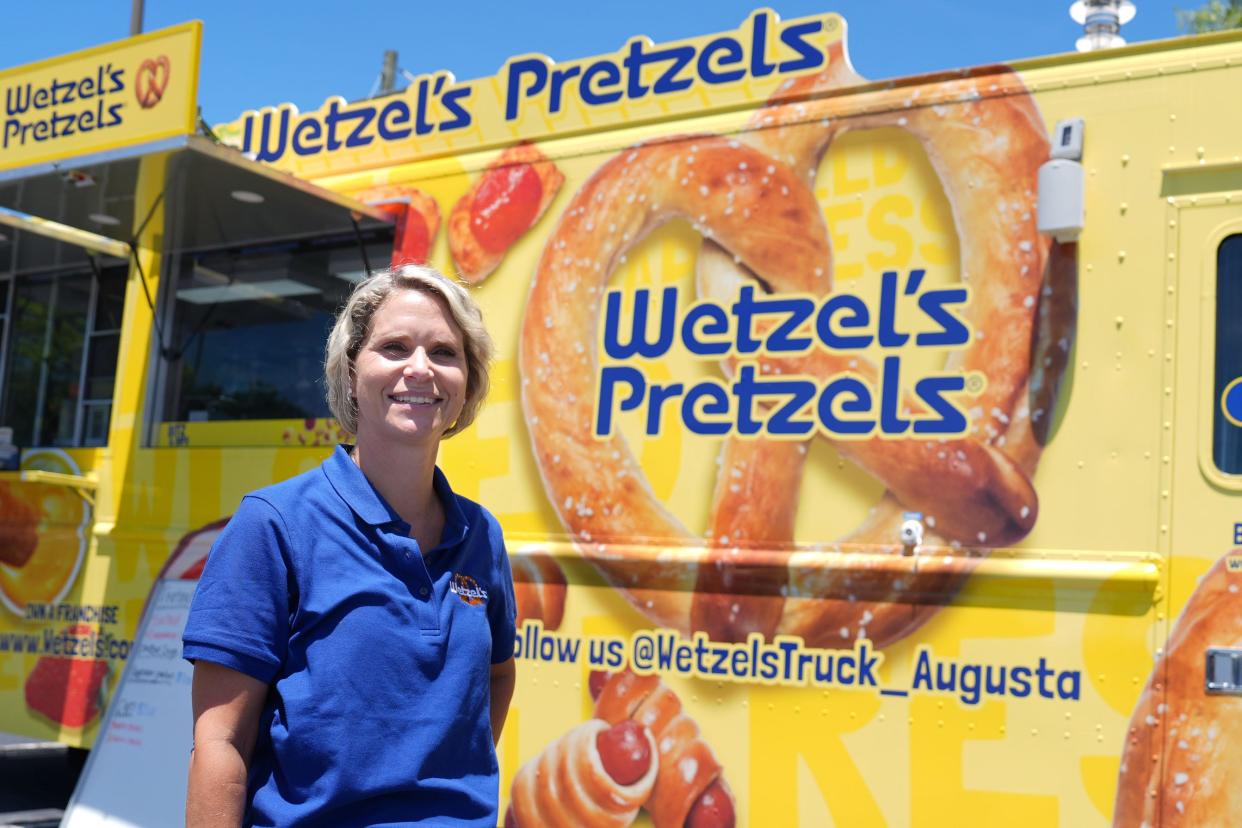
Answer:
390;394;441;405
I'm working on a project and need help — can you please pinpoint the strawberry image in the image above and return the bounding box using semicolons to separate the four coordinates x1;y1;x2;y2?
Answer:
25;654;110;729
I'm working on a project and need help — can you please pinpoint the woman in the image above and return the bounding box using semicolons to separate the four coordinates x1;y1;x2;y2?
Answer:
183;265;517;827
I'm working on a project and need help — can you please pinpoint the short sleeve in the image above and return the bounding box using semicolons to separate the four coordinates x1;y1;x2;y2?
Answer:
484;513;517;664
182;495;292;684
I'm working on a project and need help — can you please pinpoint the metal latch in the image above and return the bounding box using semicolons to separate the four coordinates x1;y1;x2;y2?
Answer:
1205;648;1242;695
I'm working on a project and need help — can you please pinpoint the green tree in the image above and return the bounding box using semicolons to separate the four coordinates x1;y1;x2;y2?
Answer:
1178;0;1242;32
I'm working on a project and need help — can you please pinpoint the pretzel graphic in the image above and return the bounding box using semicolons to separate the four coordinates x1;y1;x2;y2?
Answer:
134;56;170;109
519;39;1076;648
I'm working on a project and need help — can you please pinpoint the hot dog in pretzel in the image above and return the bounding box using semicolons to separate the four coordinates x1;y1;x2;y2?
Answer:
505;718;657;828
591;670;736;828
354;184;441;267
449;142;563;283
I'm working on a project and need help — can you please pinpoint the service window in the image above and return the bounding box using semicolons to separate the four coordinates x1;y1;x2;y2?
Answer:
152;228;392;445
1214;233;1242;475
0;262;127;448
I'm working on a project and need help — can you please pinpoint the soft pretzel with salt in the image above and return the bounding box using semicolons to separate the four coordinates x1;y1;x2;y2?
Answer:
591;669;735;828
506;718;657;828
692;43;1075;646
519;40;1075;647
1113;551;1242;824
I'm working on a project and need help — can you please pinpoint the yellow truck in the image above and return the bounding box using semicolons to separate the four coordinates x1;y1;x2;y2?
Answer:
1;9;1241;825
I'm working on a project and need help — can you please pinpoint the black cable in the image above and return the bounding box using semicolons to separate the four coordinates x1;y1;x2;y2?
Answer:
127;241;173;360
131;190;165;246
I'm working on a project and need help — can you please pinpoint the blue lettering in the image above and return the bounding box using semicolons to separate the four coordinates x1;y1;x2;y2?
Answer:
730;364;765;436
818;376;874;436
596;367;646;436
759;647;779;680
253;108;291;163
580;59;622;105
959;664;982;705
681;382;730;435
779;640;799;680
325;99;350;150
651;45;695;95
241;114;253;156
877;271;910;348
730;285;765;353
343;104;376;149
764;296;815;352
766;379;817;436
291;117;323;156
548;65;582;114
413;77;436;136
602;287;677;359
621;40;652;98
749;11;777;78
1010;666;1032;697
646;382;685;434
505;57;548;120
916;283;970;346
681;302;731;356
816;294;871;349
698;36;746;84
913;375;968;435
856;642;879;686
439;86;472;131
377;99;411;141
777;20;825;73
879;356;910;435
6;84;31;116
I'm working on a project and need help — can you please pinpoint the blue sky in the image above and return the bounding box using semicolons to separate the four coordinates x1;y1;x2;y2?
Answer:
1;1;1195;125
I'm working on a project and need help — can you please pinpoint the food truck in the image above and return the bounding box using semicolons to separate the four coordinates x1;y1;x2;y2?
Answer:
1;9;1241;825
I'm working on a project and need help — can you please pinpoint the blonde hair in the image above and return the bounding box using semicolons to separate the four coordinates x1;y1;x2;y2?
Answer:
325;264;494;437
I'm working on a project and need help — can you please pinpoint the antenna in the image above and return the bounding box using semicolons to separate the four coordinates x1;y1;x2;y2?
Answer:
369;50;400;98
1070;0;1137;51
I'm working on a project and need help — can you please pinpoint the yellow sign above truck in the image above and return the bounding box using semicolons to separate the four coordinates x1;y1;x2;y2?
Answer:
0;21;201;175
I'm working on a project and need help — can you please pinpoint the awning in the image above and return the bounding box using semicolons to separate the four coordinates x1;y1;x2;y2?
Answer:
0;134;393;274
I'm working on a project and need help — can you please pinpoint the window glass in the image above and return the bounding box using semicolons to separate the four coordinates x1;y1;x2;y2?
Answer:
1;274;90;446
0;262;127;448
1215;233;1242;474
157;229;392;425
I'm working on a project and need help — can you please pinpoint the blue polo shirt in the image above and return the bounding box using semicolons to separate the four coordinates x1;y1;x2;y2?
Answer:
183;445;516;827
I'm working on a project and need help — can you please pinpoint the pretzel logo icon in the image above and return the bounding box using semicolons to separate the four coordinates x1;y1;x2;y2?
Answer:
134;56;170;109
520;35;1078;651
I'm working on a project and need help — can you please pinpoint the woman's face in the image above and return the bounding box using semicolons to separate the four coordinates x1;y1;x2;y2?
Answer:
351;289;468;449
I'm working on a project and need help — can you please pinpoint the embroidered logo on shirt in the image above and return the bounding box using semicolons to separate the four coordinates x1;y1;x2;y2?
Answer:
450;573;488;606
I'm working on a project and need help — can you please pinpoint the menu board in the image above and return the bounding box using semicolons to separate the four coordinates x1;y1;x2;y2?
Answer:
61;579;196;828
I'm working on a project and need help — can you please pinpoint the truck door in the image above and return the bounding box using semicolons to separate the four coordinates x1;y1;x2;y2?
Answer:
1158;181;1242;822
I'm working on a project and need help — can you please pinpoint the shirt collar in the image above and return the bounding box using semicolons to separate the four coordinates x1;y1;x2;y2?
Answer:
323;445;469;549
